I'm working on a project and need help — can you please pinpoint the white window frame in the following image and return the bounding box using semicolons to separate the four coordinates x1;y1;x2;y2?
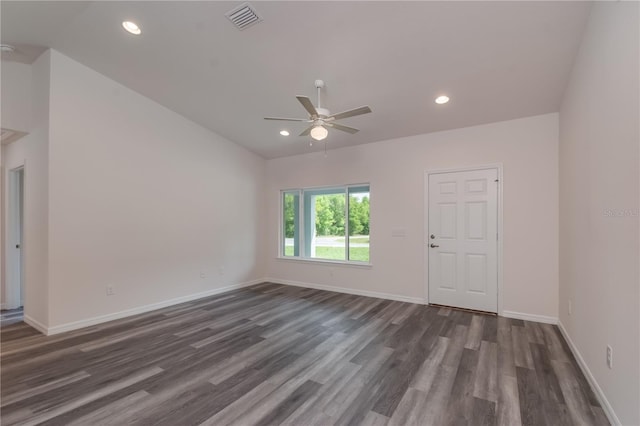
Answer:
279;184;372;266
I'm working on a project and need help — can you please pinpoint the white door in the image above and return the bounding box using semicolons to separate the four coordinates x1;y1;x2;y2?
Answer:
427;168;498;312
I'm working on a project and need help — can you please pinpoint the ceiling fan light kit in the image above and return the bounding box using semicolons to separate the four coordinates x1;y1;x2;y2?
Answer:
265;79;372;142
310;125;328;141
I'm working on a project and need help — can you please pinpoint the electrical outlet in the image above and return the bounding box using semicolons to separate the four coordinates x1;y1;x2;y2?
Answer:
568;300;572;316
200;272;206;279
106;286;115;296
606;345;613;369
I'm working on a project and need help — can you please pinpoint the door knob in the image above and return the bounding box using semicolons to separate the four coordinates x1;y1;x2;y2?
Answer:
430;243;439;248
430;234;436;239
15;244;20;249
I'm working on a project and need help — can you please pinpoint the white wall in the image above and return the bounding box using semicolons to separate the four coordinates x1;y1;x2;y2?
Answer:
0;53;51;328
33;50;265;329
1;61;32;133
25;51;51;330
559;2;639;425
266;113;559;320
1;61;34;310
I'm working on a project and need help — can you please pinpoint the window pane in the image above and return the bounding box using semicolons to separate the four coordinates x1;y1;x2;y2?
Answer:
283;191;299;257
282;184;370;263
305;190;346;261
348;187;370;262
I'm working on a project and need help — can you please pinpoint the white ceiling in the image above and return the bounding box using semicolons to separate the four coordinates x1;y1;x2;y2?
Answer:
1;1;591;158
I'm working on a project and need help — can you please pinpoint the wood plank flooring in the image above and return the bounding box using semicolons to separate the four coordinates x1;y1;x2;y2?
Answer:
0;283;608;425
0;307;23;327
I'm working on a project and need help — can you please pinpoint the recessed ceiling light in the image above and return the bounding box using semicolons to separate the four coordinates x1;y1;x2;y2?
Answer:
279;130;290;136
122;21;142;35
0;44;16;53
435;95;450;105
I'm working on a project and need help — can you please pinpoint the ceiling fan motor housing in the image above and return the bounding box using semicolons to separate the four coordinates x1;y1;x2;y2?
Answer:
315;107;330;118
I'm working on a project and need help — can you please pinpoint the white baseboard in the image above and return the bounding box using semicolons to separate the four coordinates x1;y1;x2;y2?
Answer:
557;321;620;426
267;279;565;324
266;277;426;305
501;310;558;324
24;314;48;334
45;279;264;336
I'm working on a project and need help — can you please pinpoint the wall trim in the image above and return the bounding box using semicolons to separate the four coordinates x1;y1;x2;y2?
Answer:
268;279;562;326
266;277;426;305
44;279;264;336
24;314;48;334
501;310;558;324
557;321;621;426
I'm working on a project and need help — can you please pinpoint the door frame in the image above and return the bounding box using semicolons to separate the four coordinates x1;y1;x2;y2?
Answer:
423;164;504;315
4;164;25;310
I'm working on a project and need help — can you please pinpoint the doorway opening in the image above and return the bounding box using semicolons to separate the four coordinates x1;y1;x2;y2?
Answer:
2;166;24;326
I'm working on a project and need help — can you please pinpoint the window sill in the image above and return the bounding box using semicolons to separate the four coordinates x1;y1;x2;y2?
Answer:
276;256;372;269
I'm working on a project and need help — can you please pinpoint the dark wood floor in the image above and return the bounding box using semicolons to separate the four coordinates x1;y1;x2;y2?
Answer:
1;283;608;426
0;307;24;327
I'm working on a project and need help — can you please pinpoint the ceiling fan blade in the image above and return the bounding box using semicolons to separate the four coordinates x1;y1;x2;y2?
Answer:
299;126;314;137
328;123;359;134
296;96;319;118
264;117;310;122
328;106;372;121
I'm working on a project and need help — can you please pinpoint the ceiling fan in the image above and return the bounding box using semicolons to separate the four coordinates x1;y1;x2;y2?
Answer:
264;80;372;141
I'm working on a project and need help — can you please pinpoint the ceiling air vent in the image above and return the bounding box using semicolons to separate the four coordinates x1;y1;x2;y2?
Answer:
225;2;263;31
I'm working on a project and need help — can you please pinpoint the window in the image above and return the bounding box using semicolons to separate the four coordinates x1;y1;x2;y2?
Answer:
281;185;370;263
